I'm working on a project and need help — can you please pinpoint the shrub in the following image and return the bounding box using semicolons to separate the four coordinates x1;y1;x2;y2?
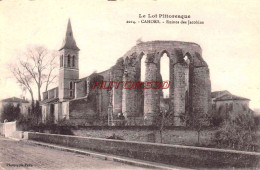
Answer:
214;110;256;151
1;103;22;122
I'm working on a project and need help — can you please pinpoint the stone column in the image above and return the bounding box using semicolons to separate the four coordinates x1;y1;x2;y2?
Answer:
144;53;160;125
191;66;211;122
122;57;137;125
112;64;124;116
173;62;189;126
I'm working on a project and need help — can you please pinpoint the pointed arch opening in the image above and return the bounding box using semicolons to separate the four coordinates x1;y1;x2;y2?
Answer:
160;52;170;98
69;81;73;97
72;55;75;67
137;53;146;116
68;55;71;67
140;54;147;82
183;53;192;114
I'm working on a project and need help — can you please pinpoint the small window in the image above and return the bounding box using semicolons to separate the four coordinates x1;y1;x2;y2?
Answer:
72;56;75;67
68;55;71;67
70;81;73;89
70;91;73;97
60;55;63;67
225;103;228;113
229;103;233;111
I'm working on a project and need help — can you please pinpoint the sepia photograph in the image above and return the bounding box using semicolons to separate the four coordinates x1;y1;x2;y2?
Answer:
0;0;259;169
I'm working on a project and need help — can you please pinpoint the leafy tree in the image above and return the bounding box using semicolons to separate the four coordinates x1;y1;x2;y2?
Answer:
214;110;256;151
181;110;209;144
1;103;21;122
154;98;173;143
211;108;223;127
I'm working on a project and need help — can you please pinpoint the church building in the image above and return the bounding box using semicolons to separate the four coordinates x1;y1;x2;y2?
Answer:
41;19;212;126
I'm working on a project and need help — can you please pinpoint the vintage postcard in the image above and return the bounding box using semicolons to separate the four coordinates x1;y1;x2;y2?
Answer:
0;0;259;169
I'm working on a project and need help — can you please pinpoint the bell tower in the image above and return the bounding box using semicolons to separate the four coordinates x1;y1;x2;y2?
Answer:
59;19;80;101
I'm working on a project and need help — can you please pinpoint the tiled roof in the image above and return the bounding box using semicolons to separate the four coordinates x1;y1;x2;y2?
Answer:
214;94;250;101
1;97;29;103
211;90;231;98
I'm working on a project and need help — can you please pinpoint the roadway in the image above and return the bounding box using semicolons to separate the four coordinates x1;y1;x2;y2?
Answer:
0;137;151;170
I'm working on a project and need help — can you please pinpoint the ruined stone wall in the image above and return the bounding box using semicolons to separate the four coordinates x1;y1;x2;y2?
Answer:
192;67;211;117
69;98;98;125
111;59;124;118
118;41;211;125
173;63;189;126
143;54;160;125
66;41;211;126
75;80;86;98
99;70;111;119
68;74;108;125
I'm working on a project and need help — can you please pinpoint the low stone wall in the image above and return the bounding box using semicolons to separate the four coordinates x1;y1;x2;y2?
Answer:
0;121;16;137
0;123;4;135
28;132;260;169
12;131;24;139
72;129;215;145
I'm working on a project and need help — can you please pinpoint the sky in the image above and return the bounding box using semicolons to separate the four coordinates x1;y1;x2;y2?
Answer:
0;0;259;109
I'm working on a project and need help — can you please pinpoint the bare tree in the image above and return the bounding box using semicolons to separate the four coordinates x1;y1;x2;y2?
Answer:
13;45;58;101
11;66;35;103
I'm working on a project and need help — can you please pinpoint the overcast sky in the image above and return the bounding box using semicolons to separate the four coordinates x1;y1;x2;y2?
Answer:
0;0;259;109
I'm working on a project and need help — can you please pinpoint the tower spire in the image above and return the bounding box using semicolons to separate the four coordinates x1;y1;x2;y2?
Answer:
59;19;80;51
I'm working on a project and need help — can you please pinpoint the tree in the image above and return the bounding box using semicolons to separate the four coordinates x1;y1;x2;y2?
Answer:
11;65;35;107
33;101;42;125
214;110;256;151
154;98;173;143
10;45;58;102
20;46;58;101
211;108;223;127
1;103;21;122
181;110;209;144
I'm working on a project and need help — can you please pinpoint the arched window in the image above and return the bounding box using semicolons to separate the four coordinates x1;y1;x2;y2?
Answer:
141;55;147;82
69;81;73;97
184;55;191;65
60;55;63;67
72;56;75;67
185;90;189;112
69;81;73;89
68;55;71;67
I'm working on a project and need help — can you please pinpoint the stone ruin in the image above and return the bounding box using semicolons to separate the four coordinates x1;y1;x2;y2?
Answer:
42;20;212;126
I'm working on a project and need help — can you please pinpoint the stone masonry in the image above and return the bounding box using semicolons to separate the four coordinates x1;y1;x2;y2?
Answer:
41;20;212;126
